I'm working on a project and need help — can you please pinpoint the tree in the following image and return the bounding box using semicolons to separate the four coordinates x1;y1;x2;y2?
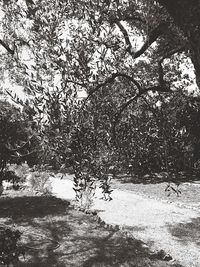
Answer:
0;99;39;184
0;0;196;97
0;0;199;194
156;0;200;89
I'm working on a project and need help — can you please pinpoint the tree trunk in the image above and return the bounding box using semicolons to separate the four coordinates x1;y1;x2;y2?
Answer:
157;0;200;89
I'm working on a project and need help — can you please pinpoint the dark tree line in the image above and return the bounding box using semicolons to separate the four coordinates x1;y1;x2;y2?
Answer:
0;0;200;193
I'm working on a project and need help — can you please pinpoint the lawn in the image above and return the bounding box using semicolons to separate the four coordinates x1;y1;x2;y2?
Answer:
112;172;200;209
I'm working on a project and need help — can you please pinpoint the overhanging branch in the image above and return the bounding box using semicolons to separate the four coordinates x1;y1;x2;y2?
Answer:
134;22;169;59
114;84;171;126
115;21;133;55
0;40;14;55
115;21;169;59
84;72;142;103
5;134;36;152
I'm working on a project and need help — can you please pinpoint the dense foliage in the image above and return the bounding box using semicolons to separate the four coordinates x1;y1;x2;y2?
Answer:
0;0;200;200
0;100;39;184
0;227;24;266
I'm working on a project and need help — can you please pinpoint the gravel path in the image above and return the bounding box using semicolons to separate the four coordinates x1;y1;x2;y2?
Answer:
51;177;200;267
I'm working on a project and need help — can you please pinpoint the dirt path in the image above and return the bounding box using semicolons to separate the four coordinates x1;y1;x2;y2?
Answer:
51;177;200;267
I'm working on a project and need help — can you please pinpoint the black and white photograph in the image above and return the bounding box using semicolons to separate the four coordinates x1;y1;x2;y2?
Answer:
0;0;200;266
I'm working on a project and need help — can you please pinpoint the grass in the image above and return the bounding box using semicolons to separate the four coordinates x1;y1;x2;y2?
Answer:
112;172;200;208
0;188;182;267
60;171;200;208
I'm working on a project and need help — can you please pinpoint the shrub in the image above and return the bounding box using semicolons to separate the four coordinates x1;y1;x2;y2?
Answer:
1;163;30;190
73;175;96;209
0;227;25;266
8;163;30;183
2;170;21;190
0;100;36;176
28;171;52;194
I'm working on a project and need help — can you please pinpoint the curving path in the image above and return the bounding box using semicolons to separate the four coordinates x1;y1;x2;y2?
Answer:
51;176;200;267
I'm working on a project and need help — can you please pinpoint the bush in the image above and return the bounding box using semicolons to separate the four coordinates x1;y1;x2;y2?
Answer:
0;100;36;176
1;163;30;190
28;171;52;194
73;175;96;209
8;163;30;183
1;170;21;190
0;227;25;266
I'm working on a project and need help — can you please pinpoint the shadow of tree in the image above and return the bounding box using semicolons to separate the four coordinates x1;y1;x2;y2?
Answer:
0;195;70;220
81;232;183;267
167;217;200;246
20;212;183;266
82;233;154;267
0;194;182;266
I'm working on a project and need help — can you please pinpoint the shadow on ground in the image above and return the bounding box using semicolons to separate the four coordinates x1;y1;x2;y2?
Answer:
168;217;200;246
0;195;70;220
0;193;182;267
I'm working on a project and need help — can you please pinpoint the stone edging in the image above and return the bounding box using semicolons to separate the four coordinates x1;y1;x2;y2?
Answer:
70;201;120;231
69;202;175;263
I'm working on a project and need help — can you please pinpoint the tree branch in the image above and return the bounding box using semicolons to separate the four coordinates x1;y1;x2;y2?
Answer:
13;148;42;158
64;79;87;89
162;46;185;60
115;21;134;56
0;40;14;55
134;22;169;59
114;84;171;125
115;21;169;59
116;15;145;23
84;72;142;102
5;134;36;152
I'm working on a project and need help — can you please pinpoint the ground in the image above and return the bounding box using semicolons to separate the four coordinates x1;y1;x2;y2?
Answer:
1;172;200;266
51;174;200;267
0;189;180;267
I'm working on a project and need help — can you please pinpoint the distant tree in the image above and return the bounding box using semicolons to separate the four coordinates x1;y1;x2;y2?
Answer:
177;96;200;166
0;100;39;184
157;0;200;88
0;0;199;196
